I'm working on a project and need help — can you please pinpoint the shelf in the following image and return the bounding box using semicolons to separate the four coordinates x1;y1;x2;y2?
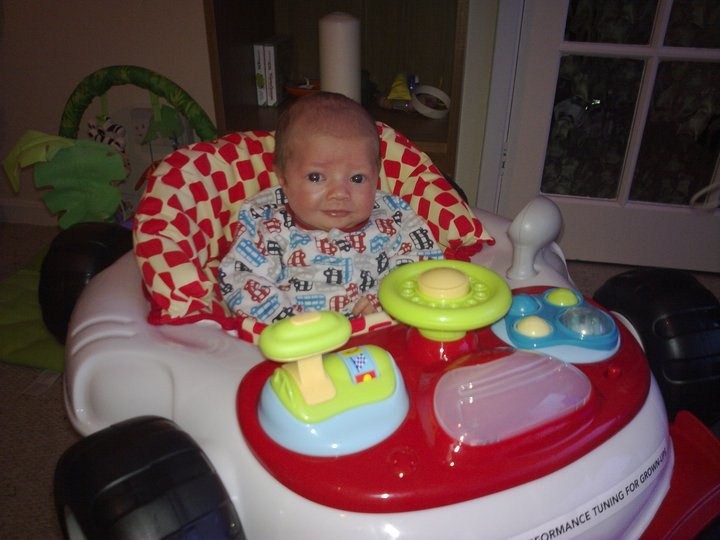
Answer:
205;0;466;176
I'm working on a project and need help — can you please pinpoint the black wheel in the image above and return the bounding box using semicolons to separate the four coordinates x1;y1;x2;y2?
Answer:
54;416;244;540
594;268;720;429
39;222;133;343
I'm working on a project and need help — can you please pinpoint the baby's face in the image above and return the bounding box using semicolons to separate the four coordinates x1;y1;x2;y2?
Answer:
278;132;379;231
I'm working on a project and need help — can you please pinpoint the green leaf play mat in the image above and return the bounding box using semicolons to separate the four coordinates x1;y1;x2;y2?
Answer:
0;249;64;371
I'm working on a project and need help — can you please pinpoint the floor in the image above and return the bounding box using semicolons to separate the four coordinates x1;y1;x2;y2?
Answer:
0;224;78;540
0;222;718;538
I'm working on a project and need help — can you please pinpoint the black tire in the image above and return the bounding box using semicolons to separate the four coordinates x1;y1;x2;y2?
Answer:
54;416;244;540
594;268;720;429
39;222;133;344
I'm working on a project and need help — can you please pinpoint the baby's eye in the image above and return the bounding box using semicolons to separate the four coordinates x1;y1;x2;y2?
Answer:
350;174;366;184
306;172;322;183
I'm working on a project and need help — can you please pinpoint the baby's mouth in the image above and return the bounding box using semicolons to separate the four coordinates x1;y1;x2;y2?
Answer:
324;209;351;217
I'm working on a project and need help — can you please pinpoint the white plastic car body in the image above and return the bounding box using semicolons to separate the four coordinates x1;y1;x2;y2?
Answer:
61;200;679;539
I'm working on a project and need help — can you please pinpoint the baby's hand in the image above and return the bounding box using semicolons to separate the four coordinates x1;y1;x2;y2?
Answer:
352;296;378;317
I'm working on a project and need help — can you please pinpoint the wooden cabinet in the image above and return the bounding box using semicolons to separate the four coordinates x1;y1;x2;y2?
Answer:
204;0;467;176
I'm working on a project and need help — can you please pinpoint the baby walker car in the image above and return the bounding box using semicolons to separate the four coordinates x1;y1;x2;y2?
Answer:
54;125;720;539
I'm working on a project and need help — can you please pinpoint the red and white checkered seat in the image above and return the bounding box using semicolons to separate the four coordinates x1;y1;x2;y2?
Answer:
133;123;492;343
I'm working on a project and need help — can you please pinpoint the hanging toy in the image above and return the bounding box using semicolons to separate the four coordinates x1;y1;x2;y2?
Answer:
87;94;127;153
88;117;127;153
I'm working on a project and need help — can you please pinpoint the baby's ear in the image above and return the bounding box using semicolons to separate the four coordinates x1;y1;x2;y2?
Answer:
273;164;286;186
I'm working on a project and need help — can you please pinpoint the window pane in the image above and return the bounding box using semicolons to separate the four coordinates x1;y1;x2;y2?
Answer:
630;61;720;205
664;0;720;48
541;55;644;199
565;0;658;44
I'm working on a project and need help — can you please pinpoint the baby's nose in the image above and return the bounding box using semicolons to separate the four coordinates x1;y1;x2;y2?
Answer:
328;179;351;199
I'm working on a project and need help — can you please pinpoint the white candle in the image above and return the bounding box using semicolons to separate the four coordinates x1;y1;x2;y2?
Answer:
318;12;361;102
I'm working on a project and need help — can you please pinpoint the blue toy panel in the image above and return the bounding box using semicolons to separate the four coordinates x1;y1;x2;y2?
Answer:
492;288;619;363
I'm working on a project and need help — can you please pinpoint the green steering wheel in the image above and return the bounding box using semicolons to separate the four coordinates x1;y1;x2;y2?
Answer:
378;260;512;341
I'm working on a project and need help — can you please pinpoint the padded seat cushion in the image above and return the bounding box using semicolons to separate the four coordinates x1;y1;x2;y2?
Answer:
133;123;492;342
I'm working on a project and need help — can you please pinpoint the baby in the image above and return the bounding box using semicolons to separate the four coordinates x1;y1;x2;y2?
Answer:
218;91;443;323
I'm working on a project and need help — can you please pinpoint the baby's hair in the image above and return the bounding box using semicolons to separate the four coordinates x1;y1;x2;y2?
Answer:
274;92;379;173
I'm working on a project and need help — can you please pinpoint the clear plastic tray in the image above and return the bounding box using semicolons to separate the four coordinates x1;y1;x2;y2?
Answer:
434;350;592;445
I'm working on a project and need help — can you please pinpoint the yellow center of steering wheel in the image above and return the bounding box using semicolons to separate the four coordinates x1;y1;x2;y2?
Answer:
417;268;470;300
